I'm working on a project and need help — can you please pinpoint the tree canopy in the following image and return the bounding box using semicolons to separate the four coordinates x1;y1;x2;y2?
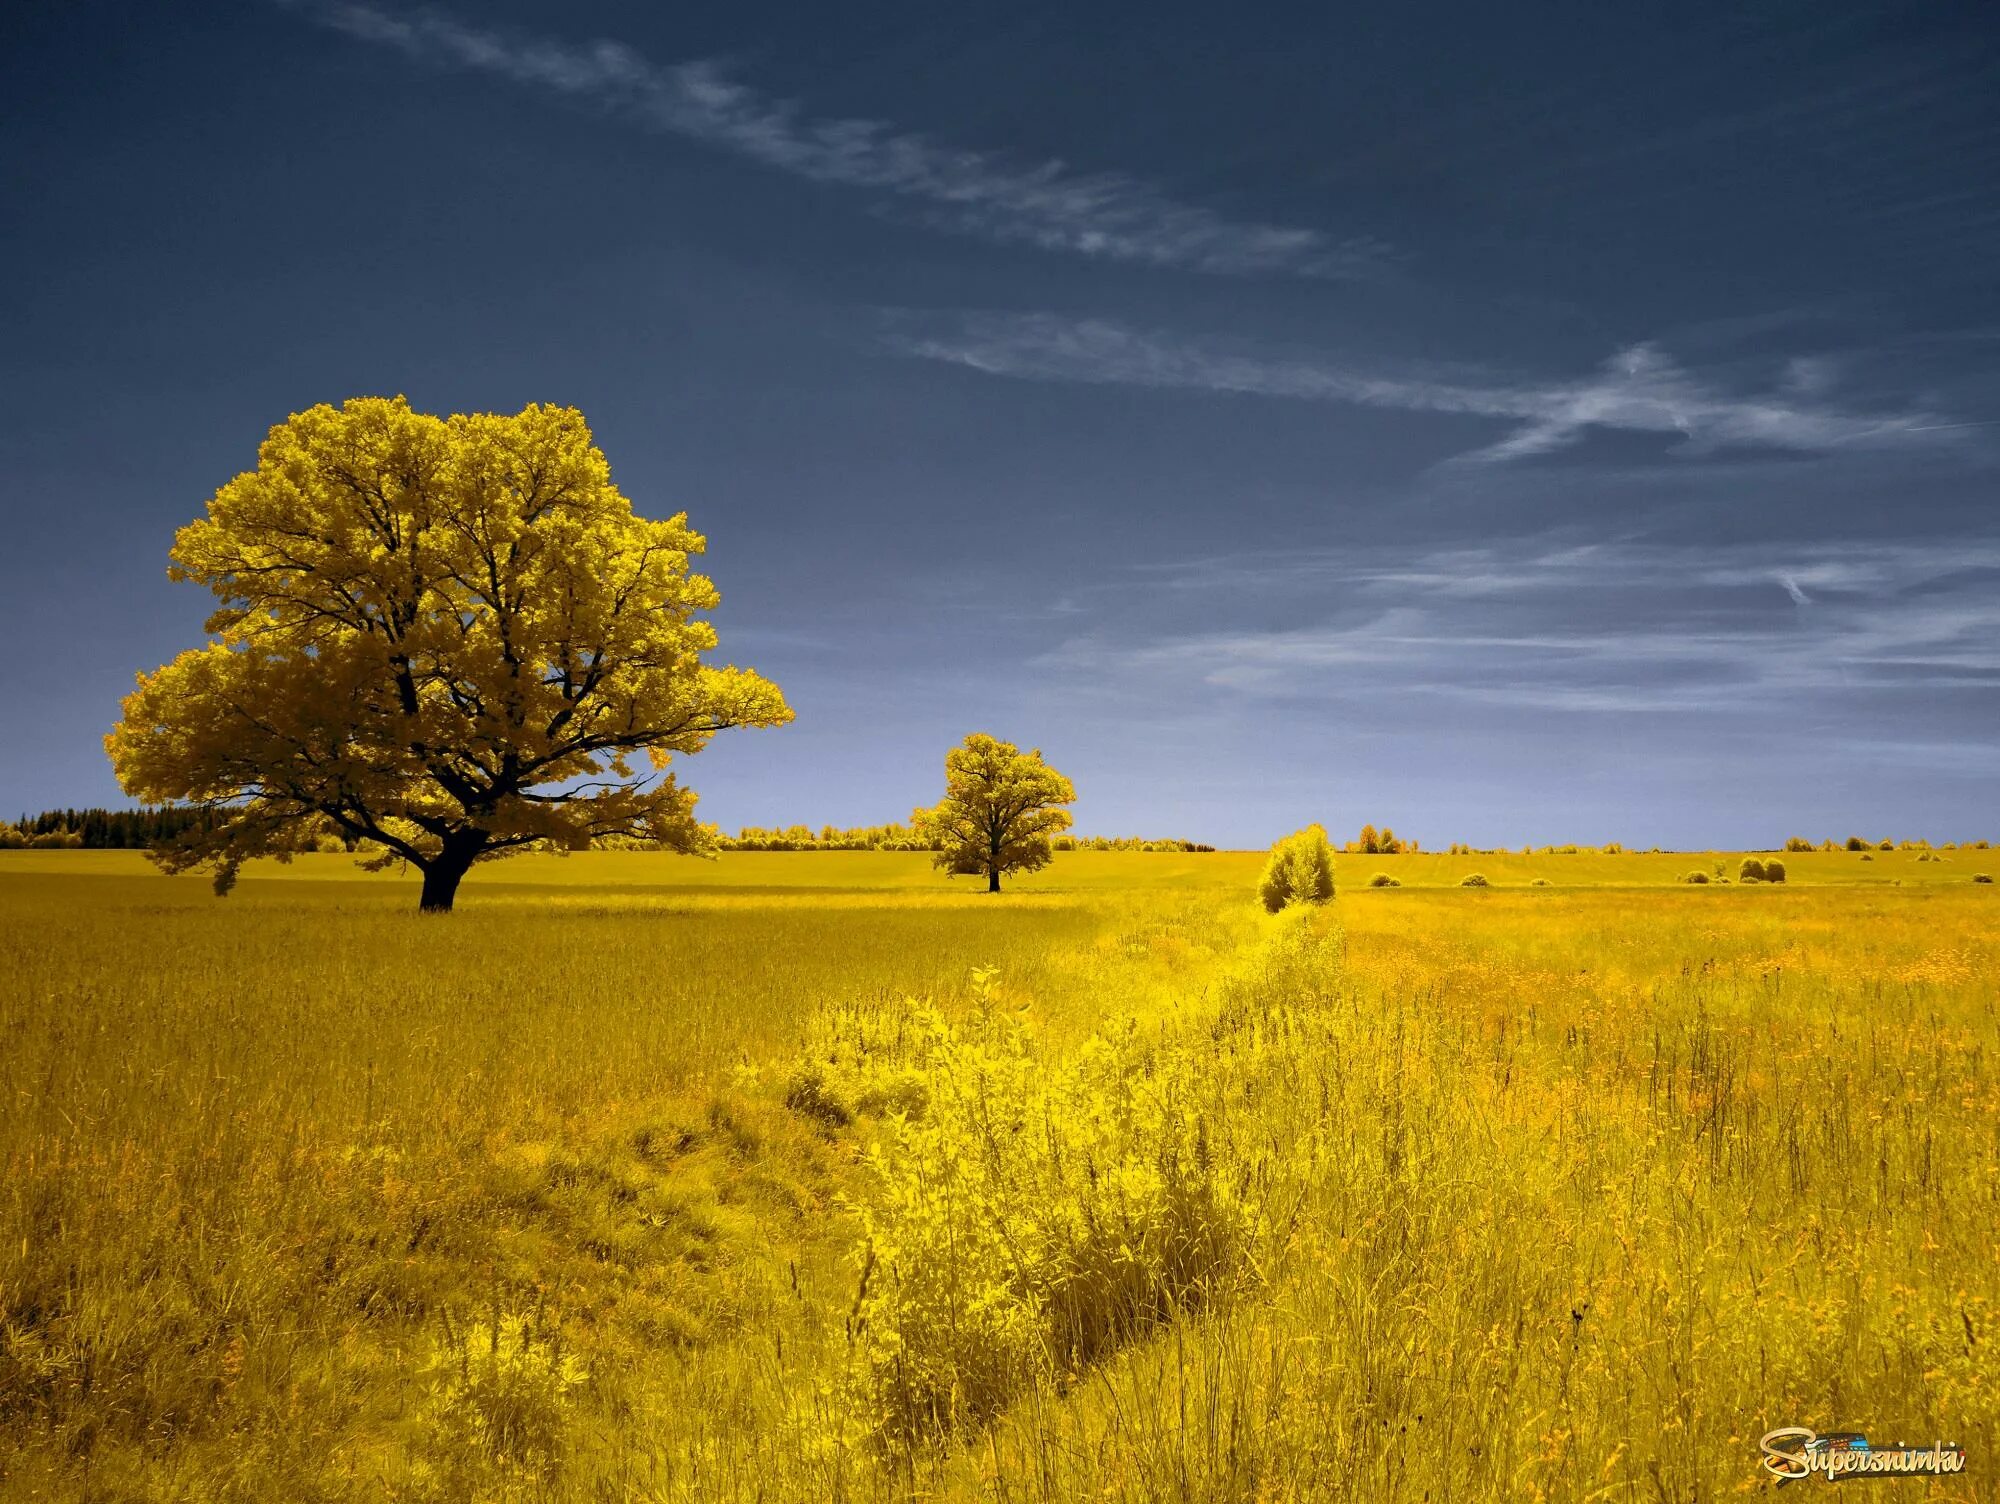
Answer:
1258;825;1336;912
915;733;1075;891
108;397;791;909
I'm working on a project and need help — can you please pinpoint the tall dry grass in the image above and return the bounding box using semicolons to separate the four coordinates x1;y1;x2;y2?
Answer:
908;888;1997;1501
0;855;1993;1500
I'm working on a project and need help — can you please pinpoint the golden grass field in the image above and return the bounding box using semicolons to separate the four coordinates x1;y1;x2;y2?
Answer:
1;848;1994;1500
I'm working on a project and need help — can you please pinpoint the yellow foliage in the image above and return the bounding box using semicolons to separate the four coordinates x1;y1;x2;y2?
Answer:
915;733;1076;890
1258;823;1336;911
813;924;1340;1446
106;396;790;908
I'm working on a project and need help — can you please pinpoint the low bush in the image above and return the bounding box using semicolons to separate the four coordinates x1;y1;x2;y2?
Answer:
1367;872;1400;888
816;923;1344;1447
1460;873;1490;887
1975;873;1994;885
1682;871;1711;884
7;830;84;849
1530;877;1551;886
1258;825;1336;913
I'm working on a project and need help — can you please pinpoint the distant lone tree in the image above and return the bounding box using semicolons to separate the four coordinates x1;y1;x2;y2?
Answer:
916;734;1075;891
107;397;791;911
1259;825;1336;912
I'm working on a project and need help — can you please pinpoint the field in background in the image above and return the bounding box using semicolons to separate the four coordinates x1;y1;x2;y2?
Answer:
1;851;1994;1500
3;843;1988;890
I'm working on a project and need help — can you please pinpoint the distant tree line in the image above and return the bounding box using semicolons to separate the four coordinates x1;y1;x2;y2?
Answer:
716;820;1211;853
1060;835;1216;853
1797;836;1991;852
721;822;937;851
5;807;1211;857
16;806;1983;862
2;806;220;850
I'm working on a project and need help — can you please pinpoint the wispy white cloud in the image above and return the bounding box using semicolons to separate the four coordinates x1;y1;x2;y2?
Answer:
887;313;1964;464
277;2;1372;277
1035;537;2000;713
1127;539;2000;600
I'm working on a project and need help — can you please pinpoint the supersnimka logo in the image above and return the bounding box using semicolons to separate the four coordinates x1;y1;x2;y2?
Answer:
1759;1428;1966;1483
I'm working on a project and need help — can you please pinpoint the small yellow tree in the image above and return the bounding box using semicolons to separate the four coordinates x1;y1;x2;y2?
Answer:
108;397;791;910
916;734;1075;892
1260;825;1336;912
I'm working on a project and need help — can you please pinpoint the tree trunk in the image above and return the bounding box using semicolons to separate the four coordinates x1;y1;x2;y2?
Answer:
418;861;465;913
988;867;1001;893
417;835;484;913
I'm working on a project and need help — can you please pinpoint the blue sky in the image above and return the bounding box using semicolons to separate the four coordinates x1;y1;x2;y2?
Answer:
2;0;1995;847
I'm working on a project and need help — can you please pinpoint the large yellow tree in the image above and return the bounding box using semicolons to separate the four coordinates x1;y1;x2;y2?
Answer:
108;397;791;910
916;733;1075;891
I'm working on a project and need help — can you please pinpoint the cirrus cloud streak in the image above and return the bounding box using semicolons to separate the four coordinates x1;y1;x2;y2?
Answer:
888;312;1967;464
1037;537;2000;717
278;1;1373;277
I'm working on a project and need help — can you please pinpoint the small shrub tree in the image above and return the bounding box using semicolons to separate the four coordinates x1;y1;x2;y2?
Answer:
1682;870;1711;884
1739;856;1767;882
1367;872;1399;888
1974;873;1994;885
1259;825;1336;912
1459;872;1490;887
1763;858;1786;883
